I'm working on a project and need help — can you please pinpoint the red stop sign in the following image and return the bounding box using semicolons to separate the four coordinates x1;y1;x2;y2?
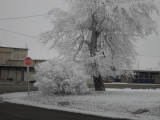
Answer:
24;57;32;66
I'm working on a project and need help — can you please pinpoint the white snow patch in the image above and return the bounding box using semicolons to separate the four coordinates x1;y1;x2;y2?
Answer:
1;89;160;120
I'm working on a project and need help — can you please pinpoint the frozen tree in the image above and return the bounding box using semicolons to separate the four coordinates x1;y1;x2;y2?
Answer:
34;59;89;95
40;0;158;91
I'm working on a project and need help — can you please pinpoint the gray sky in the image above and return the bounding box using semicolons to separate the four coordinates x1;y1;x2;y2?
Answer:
0;0;160;70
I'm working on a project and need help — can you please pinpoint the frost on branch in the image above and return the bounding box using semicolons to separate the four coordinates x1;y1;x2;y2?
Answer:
34;59;89;95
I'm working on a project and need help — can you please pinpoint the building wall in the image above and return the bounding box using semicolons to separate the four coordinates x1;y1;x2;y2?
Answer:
0;69;20;81
0;52;12;64
0;67;35;82
24;71;27;82
155;74;160;84
0;48;13;65
0;48;13;53
29;72;35;81
121;76;133;83
8;70;17;81
119;72;160;84
16;71;21;82
12;49;27;59
1;70;8;80
0;47;44;82
0;47;28;65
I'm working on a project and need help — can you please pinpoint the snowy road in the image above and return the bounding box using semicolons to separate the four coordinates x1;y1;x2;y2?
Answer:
0;102;129;120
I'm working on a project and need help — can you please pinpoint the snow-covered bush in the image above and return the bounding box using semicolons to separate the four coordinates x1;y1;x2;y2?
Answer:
34;59;89;95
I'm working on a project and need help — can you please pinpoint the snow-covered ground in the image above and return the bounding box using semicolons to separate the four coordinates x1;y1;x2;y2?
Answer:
1;89;160;120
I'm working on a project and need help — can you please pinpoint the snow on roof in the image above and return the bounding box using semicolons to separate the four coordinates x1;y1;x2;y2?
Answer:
0;46;28;50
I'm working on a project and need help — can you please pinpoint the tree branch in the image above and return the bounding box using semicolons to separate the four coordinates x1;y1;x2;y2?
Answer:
73;31;85;61
99;16;105;26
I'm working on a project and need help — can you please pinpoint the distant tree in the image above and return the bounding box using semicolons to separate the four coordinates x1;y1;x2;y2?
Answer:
40;0;158;91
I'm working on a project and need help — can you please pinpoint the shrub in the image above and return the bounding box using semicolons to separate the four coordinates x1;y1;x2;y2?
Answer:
34;59;89;95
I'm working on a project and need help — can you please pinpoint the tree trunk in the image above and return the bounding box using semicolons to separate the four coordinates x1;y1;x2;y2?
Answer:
93;75;105;91
88;14;105;91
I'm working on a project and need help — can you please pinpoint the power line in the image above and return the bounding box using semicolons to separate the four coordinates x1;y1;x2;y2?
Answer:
0;13;47;21
0;27;38;39
0;26;160;58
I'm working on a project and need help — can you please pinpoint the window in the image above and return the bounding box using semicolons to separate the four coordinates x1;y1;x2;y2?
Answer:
13;49;19;52
134;72;150;79
144;73;149;78
134;73;139;79
139;73;145;79
151;74;156;79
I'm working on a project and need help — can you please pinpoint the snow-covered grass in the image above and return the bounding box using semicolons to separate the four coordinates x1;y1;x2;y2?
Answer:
1;89;160;120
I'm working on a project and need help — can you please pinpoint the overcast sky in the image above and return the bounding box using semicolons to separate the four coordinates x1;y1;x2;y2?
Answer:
0;0;160;70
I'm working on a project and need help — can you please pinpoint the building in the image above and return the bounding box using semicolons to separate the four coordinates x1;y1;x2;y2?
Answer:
114;70;160;84
0;47;45;82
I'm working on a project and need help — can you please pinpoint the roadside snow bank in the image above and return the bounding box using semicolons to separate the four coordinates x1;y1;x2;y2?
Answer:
1;89;160;120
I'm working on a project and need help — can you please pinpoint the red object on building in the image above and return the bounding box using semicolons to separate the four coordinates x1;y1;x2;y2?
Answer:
24;57;32;66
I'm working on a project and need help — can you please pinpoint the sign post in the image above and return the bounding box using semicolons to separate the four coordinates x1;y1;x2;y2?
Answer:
24;57;32;95
27;66;30;95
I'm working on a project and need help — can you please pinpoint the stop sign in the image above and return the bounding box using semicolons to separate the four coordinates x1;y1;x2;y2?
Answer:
24;57;32;66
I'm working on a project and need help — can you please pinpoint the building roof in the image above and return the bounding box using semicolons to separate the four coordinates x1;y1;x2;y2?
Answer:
134;69;160;73
0;64;34;68
0;46;28;50
8;58;46;61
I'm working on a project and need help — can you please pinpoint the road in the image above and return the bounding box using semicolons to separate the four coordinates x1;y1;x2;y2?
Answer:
0;102;129;120
0;83;37;94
